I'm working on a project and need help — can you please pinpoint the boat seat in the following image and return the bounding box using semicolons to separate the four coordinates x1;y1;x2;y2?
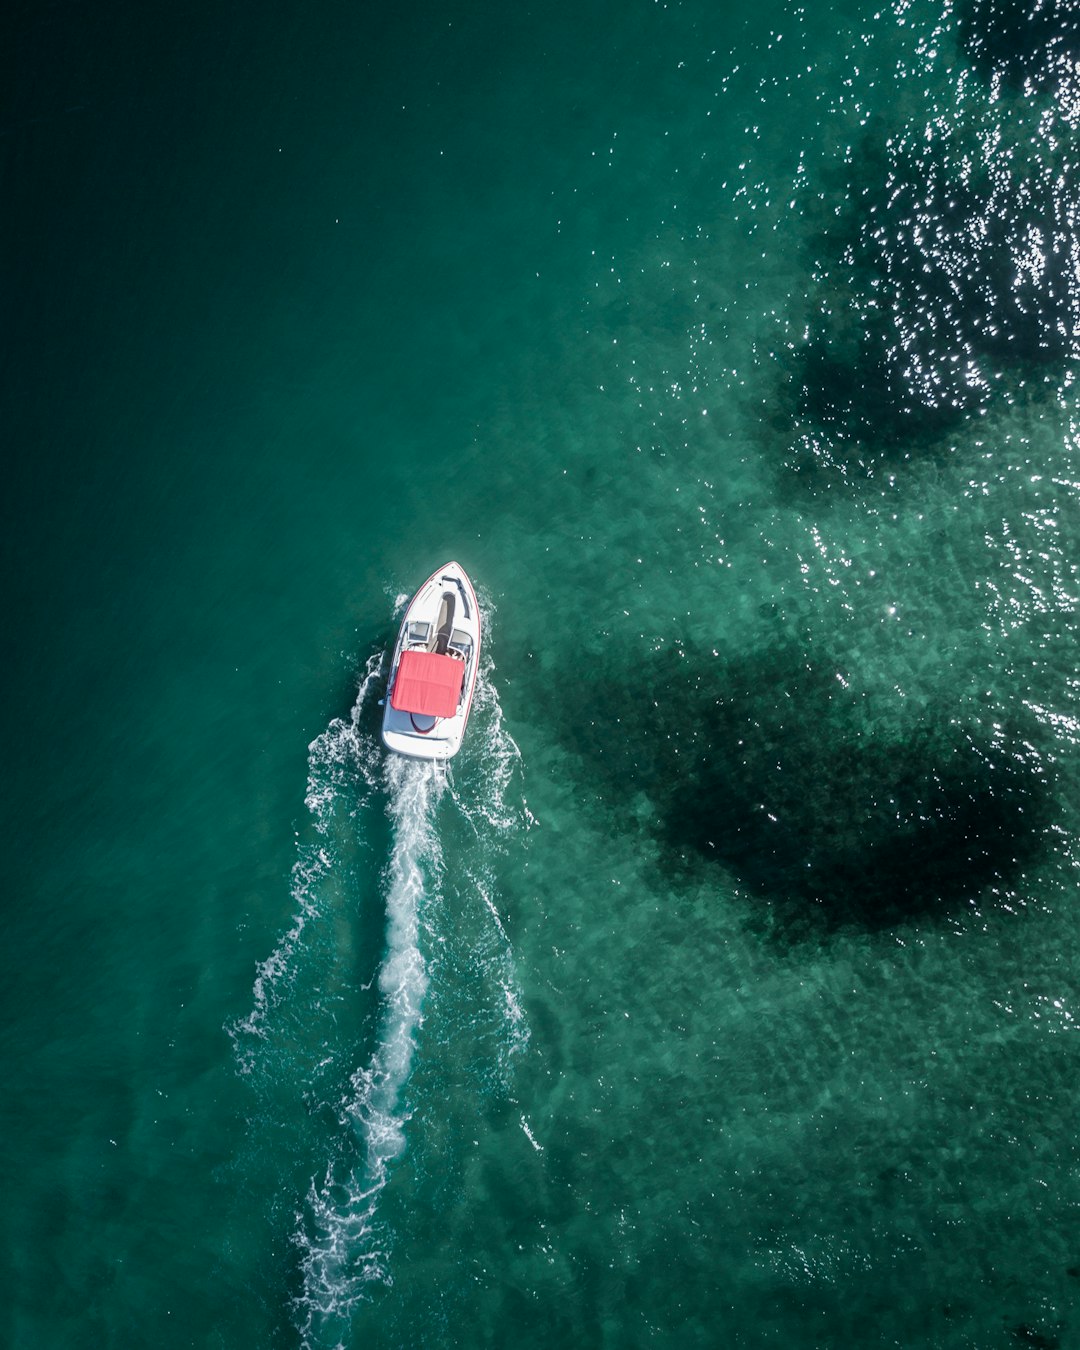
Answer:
434;594;456;654
448;628;471;656
407;620;432;647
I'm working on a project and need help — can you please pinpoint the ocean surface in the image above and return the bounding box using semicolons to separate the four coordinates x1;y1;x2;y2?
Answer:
5;0;1080;1345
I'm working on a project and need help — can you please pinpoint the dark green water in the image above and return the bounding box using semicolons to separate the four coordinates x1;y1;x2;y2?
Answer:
6;0;1080;1345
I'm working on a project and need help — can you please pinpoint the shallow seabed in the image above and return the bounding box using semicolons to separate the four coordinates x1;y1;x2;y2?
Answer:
4;0;1080;1346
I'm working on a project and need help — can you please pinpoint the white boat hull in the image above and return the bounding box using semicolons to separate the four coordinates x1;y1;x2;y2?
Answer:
381;561;481;761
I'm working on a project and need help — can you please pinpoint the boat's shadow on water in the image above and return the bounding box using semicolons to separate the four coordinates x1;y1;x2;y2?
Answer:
555;639;1054;938
332;625;395;723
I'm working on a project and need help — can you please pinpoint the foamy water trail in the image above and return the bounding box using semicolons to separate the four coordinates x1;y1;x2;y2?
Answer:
228;652;384;1072
447;663;531;1082
296;754;445;1346
292;641;530;1344
232;602;528;1344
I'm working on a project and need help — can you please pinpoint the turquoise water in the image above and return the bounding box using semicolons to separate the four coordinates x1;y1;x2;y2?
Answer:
6;0;1080;1345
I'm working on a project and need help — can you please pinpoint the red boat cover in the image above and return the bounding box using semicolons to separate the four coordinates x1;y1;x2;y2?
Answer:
390;650;465;717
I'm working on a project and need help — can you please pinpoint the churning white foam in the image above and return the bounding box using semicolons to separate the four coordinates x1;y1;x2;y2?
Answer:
231;603;529;1346
296;754;445;1345
293;643;530;1344
304;651;386;825
228;652;384;1073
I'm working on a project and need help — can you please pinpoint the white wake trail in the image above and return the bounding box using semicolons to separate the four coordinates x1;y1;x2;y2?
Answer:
228;654;385;1072
296;755;446;1346
232;604;529;1347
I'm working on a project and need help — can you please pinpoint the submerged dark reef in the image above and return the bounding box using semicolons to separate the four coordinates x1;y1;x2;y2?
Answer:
561;640;1051;930
959;0;1080;93
772;0;1080;483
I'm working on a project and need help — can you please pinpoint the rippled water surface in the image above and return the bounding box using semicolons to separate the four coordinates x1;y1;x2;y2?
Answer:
5;0;1080;1346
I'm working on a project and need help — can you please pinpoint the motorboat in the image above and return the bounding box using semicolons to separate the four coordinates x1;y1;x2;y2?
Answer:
381;561;481;761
